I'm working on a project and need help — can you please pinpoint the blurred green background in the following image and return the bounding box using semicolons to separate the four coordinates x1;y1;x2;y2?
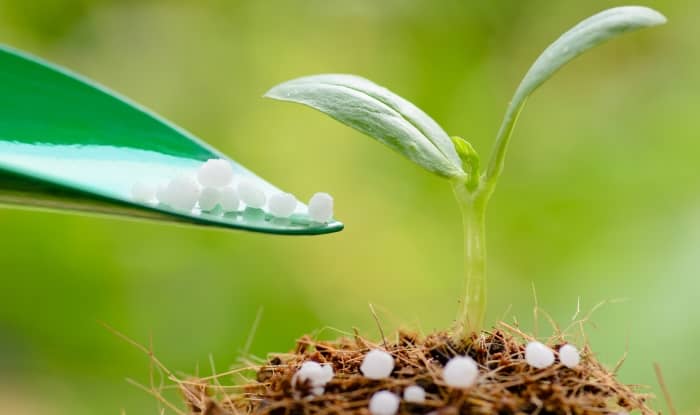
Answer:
0;0;697;413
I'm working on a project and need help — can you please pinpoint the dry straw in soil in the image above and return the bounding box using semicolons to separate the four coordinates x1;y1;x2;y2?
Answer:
107;311;657;415
179;324;651;415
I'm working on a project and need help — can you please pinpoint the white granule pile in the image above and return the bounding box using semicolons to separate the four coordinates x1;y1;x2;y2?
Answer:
134;158;335;221
368;390;400;415
402;385;426;403
268;192;298;217
308;192;333;223
292;361;334;397
558;344;580;368
198;187;221;211
525;341;555;369
218;186;240;212
197;158;233;188
131;181;156;203
237;178;266;209
360;349;394;379
443;356;478;388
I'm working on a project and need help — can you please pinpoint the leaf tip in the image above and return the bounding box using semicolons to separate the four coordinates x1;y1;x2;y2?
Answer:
653;10;668;25
641;6;667;26
262;85;282;100
622;5;668;26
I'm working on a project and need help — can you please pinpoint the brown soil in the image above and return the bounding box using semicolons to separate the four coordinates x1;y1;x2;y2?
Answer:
176;322;654;415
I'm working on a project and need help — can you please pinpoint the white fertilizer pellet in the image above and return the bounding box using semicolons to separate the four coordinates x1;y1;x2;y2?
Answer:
166;174;201;211
131;181;156;203
368;391;400;415
525;341;555;369
293;361;322;389
319;363;334;384
197;158;233;187
268;192;298;217
155;183;171;205
198;187;221;211
558;344;580;368
403;385;426;403
294;361;319;381
308;192;333;222
237;179;266;208
292;361;334;397
360;349;394;379
443;356;478;388
219;186;240;212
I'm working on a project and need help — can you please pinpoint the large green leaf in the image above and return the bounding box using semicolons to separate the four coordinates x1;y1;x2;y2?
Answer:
265;74;466;179
486;6;666;182
0;45;342;235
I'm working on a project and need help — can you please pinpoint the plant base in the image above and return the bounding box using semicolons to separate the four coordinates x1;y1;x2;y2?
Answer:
178;324;653;415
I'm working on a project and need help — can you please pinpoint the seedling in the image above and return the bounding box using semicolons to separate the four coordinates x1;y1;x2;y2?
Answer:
265;6;666;338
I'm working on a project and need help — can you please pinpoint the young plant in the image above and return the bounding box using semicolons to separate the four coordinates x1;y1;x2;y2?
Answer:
265;6;666;338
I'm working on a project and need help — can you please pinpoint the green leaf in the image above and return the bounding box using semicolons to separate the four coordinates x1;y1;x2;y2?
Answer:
451;136;480;191
486;6;666;184
513;6;666;108
265;74;466;179
0;45;343;235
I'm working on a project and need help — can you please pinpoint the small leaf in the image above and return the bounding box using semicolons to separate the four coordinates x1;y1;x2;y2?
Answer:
451;136;479;172
486;6;666;183
512;6;666;106
451;136;480;191
265;74;466;179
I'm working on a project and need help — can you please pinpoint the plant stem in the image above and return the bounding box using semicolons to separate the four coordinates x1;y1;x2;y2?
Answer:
452;181;490;340
450;95;523;341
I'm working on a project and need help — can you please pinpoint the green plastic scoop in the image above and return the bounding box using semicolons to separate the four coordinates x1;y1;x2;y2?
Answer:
0;45;342;235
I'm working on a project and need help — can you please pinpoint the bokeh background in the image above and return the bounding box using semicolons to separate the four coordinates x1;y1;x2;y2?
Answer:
0;0;698;413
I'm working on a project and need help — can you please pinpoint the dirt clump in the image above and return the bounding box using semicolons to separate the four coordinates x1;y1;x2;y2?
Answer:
179;324;653;415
